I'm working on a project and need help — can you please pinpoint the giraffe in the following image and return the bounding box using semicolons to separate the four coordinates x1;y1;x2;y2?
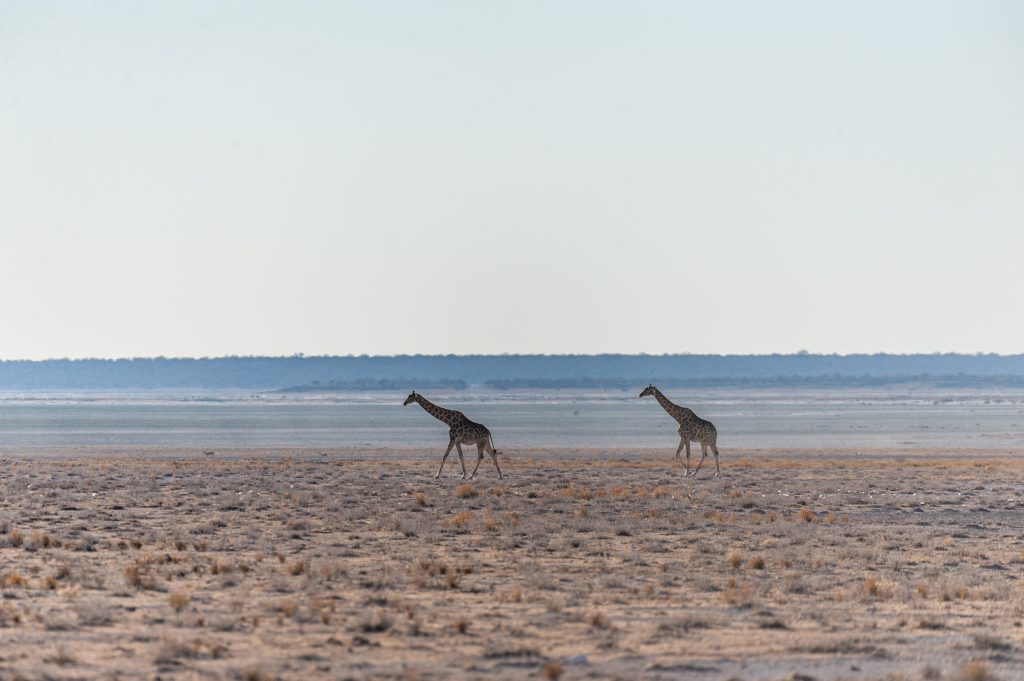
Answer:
639;384;721;477
403;391;503;480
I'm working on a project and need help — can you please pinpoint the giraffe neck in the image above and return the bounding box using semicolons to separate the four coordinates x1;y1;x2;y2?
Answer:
652;388;682;419
413;395;459;426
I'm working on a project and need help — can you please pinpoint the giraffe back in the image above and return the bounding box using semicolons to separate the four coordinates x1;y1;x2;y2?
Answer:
649;387;718;446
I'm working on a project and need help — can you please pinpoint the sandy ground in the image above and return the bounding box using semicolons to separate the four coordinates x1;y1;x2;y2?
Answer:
1;448;1024;680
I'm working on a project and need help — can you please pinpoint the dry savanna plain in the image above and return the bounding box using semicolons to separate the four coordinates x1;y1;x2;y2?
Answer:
2;448;1024;680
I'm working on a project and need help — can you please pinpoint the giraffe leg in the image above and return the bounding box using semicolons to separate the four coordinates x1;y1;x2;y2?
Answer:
469;443;485;479
683;440;693;476
712;443;720;478
487;442;503;480
435;440;455;479
674;440;685;474
456;443;467;479
692;443;709;477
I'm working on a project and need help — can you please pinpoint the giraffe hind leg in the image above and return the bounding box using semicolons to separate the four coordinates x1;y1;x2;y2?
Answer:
469;443;484;479
488;442;503;480
435;440;455;479
713;443;720;477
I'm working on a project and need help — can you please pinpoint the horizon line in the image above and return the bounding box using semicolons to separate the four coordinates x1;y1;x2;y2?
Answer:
0;351;1022;362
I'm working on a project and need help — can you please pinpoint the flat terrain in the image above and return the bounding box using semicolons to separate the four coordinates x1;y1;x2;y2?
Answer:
2;449;1024;680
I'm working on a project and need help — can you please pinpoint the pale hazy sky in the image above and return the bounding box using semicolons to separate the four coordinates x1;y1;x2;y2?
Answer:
2;2;1022;359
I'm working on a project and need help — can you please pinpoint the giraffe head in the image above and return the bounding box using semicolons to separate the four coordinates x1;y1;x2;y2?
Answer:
403;391;418;406
639;384;657;399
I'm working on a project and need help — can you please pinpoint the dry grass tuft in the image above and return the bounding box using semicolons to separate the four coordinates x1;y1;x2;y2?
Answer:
862;575;892;600
232;668;275;681
5;529;24;548
454;484;478;499
154;635;228;664
542;662;565;680
286;559;309;576
558;485;593;501
356;610;393;633
482;512;500;531
727;550;743;569
168;591;191;613
957;661;1000;681
722;579;756;608
29;530;58;550
124;559;157;590
413;491;428;506
1;571;27;588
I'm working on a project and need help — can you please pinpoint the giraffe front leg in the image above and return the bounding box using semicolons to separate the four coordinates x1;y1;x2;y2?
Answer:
674;440;686;475
435;440;455;479
683;440;693;477
713;444;720;478
456;443;467;479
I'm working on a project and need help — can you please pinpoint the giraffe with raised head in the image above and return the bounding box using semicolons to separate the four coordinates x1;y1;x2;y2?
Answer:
639;384;721;477
403;391;503;480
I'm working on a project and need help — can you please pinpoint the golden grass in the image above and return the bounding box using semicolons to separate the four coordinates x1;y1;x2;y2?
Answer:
958;661;999;681
862;576;892;600
0;453;1020;678
1;571;27;588
168;591;191;613
286;559;309;576
482;512;500;531
454;484;478;499
542;661;565;680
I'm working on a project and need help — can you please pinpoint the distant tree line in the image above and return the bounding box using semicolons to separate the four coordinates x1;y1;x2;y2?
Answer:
0;354;1023;391
276;379;467;393
482;373;1024;390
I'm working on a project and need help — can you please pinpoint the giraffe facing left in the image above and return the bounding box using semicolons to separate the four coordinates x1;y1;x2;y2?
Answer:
403;391;504;480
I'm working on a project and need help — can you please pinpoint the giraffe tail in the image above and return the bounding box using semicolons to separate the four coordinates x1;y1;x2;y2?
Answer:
489;433;501;456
